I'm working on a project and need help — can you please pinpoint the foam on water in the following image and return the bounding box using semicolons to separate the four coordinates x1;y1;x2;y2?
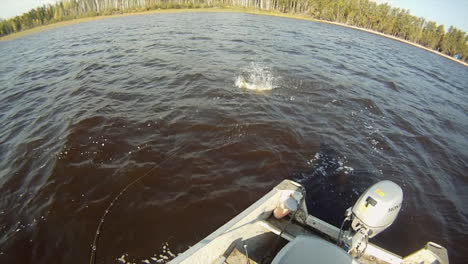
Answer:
235;63;277;91
304;151;354;179
116;242;177;264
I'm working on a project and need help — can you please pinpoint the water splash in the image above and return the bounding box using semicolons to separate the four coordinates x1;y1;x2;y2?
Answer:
116;242;177;264
235;63;277;91
302;151;354;181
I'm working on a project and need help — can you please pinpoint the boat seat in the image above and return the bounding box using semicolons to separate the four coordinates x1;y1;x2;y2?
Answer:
272;235;358;264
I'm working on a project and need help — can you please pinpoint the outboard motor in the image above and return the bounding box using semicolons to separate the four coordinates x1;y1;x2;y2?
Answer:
340;180;403;256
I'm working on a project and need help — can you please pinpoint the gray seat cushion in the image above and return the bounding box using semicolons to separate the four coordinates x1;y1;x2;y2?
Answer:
272;235;357;264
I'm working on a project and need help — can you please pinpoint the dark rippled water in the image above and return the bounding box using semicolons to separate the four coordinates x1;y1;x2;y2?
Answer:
0;12;467;264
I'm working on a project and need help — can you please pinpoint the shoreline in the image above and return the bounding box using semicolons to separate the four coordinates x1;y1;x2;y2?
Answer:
315;19;468;67
1;7;466;67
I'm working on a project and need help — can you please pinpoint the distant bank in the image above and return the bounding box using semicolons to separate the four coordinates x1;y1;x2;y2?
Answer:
1;7;467;67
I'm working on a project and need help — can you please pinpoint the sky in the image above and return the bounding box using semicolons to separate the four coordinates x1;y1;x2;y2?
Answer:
0;0;57;19
374;0;468;32
0;0;467;32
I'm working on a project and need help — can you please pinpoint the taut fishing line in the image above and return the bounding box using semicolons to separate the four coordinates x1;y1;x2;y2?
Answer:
89;83;277;263
89;118;228;264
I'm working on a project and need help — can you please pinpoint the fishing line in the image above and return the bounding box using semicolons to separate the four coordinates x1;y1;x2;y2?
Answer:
89;117;230;264
89;91;278;263
89;144;188;264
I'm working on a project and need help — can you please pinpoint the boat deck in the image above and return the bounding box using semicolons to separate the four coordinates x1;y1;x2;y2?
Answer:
172;180;448;264
212;213;395;264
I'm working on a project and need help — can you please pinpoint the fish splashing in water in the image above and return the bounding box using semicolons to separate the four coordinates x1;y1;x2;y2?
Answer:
235;63;277;91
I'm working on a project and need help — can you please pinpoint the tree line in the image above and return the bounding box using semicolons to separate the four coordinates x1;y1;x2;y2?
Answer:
1;0;467;62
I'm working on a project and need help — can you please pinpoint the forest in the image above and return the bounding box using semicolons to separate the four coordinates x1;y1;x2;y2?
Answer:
1;0;467;62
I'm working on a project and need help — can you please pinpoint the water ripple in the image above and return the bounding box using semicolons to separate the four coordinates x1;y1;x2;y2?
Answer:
0;12;467;264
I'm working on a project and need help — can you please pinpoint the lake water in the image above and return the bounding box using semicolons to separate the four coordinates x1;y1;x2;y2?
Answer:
0;12;467;264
